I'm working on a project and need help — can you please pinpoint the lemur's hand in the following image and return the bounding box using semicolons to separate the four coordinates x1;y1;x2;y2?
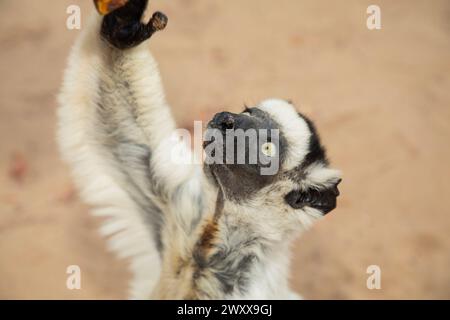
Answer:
100;0;167;50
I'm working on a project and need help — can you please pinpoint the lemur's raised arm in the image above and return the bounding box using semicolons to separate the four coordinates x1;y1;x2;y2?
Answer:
58;0;205;298
59;0;341;300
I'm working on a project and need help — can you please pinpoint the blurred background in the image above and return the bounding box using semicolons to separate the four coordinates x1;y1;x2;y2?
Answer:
0;0;449;299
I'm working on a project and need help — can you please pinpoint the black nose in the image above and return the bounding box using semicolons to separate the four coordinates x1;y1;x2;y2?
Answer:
211;112;235;131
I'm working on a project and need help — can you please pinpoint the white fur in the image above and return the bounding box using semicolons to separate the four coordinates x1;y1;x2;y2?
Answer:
258;99;311;171
57;15;162;299
303;162;342;189
229;243;294;299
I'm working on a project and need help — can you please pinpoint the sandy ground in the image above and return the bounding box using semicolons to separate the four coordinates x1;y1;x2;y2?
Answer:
0;0;449;299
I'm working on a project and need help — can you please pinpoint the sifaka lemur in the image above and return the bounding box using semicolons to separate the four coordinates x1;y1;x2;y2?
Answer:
58;0;341;299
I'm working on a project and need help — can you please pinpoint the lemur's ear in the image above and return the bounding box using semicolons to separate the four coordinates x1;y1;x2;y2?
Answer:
285;179;341;214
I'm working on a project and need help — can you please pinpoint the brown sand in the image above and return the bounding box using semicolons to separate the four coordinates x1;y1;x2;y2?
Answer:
0;0;449;299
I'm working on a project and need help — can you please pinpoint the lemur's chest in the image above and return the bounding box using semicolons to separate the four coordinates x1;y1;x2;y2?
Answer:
153;210;293;299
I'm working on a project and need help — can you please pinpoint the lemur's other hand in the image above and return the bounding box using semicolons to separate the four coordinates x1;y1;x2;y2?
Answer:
98;0;168;50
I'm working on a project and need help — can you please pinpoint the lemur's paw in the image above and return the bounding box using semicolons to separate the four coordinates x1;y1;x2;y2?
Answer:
149;12;168;32
100;0;167;50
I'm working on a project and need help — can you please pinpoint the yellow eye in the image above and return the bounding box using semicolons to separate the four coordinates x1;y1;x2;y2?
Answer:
261;142;277;157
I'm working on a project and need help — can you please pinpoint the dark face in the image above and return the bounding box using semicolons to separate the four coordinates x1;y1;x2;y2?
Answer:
203;100;341;217
203;107;287;201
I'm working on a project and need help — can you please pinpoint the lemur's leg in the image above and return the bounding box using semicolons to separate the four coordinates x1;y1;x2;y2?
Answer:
58;0;204;299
